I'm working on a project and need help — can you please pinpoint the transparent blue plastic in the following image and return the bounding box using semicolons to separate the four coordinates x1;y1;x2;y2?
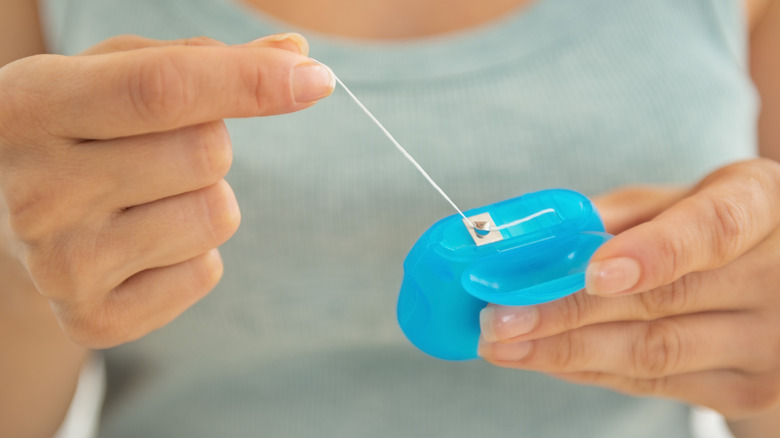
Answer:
397;189;612;360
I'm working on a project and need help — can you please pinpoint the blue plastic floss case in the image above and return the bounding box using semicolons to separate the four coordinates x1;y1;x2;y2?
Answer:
397;189;612;360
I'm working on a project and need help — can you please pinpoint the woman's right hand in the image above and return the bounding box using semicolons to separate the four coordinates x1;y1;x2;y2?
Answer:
0;33;334;348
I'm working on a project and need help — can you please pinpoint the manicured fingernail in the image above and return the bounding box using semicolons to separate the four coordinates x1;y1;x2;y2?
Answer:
246;33;309;55
292;62;335;104
586;257;641;295
478;339;532;360
480;305;538;342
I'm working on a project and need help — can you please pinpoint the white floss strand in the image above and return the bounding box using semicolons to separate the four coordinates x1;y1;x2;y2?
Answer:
493;208;556;231
333;74;476;229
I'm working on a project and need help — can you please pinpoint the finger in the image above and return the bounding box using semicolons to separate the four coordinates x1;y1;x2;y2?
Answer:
9;44;335;140
480;312;773;378
549;370;780;420
36;180;240;299
3;121;231;239
103;180;240;290
481;265;750;343
53;248;224;348
78;35;227;56
585;159;780;296
75;121;232;209
592;186;686;234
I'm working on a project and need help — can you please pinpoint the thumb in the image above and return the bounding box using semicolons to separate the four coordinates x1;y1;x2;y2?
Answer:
585;159;780;296
79;33;308;56
79;35;228;56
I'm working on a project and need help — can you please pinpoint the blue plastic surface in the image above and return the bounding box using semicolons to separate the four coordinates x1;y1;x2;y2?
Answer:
397;189;612;360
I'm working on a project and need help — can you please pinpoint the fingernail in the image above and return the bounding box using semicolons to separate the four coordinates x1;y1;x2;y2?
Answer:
246;33;309;55
478;339;532;361
292;62;335;104
586;257;641;295
480;305;538;342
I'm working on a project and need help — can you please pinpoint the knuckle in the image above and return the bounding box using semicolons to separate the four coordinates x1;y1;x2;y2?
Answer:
191;250;224;290
5;187;70;243
6;204;47;244
637;275;697;319
4;178;99;257
700;196;748;264
190;121;233;182
248;67;265;114
128;53;189;126
2;150;92;244
548;332;581;370
558;292;588;330
25;229;110;301
632;320;684;377
242;61;275;115
651;235;684;285
202;181;241;245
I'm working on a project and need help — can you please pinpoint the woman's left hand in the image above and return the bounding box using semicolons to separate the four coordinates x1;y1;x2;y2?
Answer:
479;158;780;420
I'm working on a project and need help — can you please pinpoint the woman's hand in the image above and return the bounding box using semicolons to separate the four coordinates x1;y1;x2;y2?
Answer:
0;33;334;349
479;159;780;420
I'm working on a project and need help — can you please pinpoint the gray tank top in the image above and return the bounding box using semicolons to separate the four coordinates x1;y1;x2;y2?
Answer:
41;0;757;436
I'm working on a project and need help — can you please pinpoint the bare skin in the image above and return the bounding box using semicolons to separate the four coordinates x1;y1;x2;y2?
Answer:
0;17;331;438
0;0;778;437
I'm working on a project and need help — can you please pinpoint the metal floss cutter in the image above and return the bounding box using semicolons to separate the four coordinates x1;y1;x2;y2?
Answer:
397;189;612;360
